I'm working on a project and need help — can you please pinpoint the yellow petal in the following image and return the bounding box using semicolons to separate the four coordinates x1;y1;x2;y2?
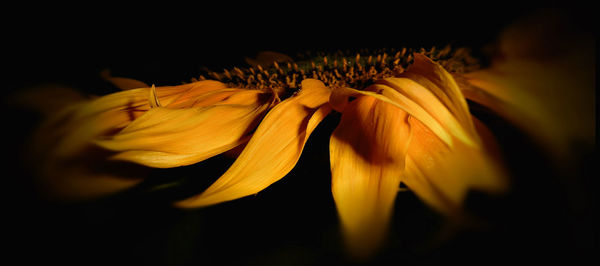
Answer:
175;79;331;207
330;95;411;259
331;85;452;146
379;77;478;148
75;80;227;120
379;54;481;147
402;115;508;216
52;80;228;157
96;89;272;168
459;12;595;160
399;53;474;129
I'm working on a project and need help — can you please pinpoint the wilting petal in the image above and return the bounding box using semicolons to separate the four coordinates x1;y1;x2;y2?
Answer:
459;12;595;160
176;79;331;207
330;95;411;259
402;115;508;215
96;89;273;168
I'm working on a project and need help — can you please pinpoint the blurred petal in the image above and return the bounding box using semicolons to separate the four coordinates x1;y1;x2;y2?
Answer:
100;69;149;90
96;89;273;168
176;79;331;207
36;155;146;201
24;80;230;200
402;115;508;216
51;80;229;158
459;11;595;160
10;84;87;115
330;95;410;259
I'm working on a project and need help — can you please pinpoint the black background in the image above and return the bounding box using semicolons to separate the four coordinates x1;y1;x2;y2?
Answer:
5;2;596;266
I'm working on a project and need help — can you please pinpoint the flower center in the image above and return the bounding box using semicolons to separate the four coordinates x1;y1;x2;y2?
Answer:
196;46;479;98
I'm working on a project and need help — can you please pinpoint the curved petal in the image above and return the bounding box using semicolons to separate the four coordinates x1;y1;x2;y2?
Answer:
330;85;452;147
330;95;411;259
96;90;273;168
52;80;229;158
402;115;508;216
175;79;331;208
399;53;474;129
459;12;595;160
379;76;479;148
25;80;230;200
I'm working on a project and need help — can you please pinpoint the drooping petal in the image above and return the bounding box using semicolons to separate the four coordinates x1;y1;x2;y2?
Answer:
399;53;475;130
176;79;331;208
52;80;229;158
23;80;230;200
330;85;452;146
379;76;478;148
401;115;508;216
330;95;411;259
379;54;481;147
96;89;273;168
458;12;595;160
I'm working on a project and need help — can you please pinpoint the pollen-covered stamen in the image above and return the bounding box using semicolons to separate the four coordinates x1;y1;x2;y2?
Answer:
196;46;479;100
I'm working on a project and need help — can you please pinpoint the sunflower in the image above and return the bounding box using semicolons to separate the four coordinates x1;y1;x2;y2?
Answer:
19;10;594;260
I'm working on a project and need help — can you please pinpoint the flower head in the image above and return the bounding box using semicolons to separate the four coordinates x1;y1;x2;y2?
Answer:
19;13;593;260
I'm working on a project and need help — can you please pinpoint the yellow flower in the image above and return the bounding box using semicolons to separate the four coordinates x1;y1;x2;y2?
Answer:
20;11;593;259
173;53;508;258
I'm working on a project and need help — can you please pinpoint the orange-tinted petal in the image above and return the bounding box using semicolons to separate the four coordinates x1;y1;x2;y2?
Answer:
402;115;508;216
24;80;229;200
330;95;411;259
49;80;229;158
379;54;480;147
399;53;474;129
330;85;452;146
175;79;331;207
379;77;478;148
459;12;595;160
96;89;273;168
